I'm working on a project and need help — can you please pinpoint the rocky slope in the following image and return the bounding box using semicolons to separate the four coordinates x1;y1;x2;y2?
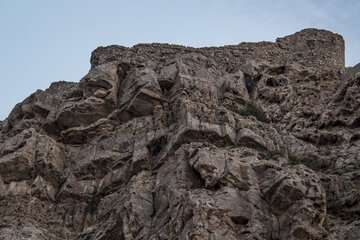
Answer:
0;28;359;239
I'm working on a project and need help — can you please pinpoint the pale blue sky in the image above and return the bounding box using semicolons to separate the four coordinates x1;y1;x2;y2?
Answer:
0;0;359;120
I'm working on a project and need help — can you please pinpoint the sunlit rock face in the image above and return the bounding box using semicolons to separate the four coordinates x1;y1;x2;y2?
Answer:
1;28;359;240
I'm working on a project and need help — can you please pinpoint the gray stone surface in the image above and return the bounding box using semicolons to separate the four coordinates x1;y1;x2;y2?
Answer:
0;28;358;239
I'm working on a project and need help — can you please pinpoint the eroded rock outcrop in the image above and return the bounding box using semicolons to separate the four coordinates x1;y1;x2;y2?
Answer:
1;28;359;239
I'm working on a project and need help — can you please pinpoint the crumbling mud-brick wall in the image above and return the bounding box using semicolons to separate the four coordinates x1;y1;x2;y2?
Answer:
91;28;345;73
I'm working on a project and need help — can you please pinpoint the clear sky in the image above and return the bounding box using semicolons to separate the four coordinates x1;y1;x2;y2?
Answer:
0;0;359;120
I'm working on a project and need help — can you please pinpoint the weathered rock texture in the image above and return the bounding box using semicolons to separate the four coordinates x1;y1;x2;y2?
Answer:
0;28;359;239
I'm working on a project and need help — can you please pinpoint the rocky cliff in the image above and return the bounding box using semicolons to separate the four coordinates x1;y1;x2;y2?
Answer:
0;28;359;240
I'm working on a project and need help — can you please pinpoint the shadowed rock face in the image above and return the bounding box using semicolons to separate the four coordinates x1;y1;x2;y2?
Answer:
0;28;358;239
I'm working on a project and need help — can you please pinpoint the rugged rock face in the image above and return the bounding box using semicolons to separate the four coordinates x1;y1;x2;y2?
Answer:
0;28;359;239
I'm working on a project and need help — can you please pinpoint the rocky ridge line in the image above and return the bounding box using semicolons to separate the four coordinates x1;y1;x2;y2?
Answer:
0;28;359;239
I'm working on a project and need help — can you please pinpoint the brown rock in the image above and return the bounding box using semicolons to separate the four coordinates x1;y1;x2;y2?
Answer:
1;28;359;239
